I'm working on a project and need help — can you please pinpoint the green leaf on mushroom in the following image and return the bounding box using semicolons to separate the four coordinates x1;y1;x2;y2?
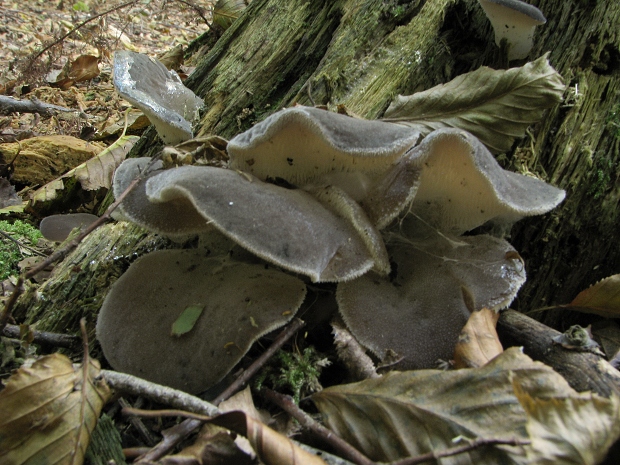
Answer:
96;250;306;394
383;56;564;153
113;51;203;145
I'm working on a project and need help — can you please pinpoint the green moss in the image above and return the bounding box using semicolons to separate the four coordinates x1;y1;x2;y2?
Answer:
606;104;620;139
254;346;330;403
0;220;42;280
587;153;617;200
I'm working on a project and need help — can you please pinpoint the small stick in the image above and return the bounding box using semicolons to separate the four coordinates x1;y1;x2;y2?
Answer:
1;324;80;349
118;397;158;447
26;1;139;68
263;388;375;465
212;317;306;405
101;370;218;417
389;437;531;465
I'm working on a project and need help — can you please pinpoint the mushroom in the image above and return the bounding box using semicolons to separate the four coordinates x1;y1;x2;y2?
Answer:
39;213;98;242
227;106;423;229
113;159;387;282
478;0;547;61
227;106;421;201
336;216;527;369
96;250;307;394
404;128;565;234
113;51;203;145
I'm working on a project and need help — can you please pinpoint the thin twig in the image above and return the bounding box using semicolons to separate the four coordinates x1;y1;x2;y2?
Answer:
101;370;219;417
172;0;211;26
263;388;375;465
26;1;139;68
1;324;80;349
136;318;306;461
119;397;158;447
389;437;531;465
212;317;306;404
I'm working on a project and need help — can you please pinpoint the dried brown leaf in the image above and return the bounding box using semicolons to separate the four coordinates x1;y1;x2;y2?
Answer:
515;383;620;465
569;274;620;318
0;353;111;465
210;411;327;465
29;134;138;208
453;308;503;369
311;348;577;464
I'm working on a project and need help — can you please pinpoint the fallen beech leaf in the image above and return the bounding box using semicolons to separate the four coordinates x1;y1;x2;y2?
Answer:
312;348;583;464
0;135;104;186
453;308;503;369
0;353;111;465
159;410;327;465
515;383;620;465
383;55;564;154
54;55;100;89
29;135;138;214
159;423;253;465
568;274;620;318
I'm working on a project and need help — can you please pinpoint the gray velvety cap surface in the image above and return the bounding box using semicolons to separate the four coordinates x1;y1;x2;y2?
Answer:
39;213;98;242
228;106;421;186
406;128;565;234
337;217;526;369
144;165;378;282
113;51;203;144
97;250;306;393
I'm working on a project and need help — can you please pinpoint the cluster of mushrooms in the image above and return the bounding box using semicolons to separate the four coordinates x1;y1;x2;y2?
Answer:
98;0;562;394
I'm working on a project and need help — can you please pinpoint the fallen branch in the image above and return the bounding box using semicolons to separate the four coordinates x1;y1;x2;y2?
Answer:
101;370;219;417
0;95;86;118
1;323;79;349
497;309;620;397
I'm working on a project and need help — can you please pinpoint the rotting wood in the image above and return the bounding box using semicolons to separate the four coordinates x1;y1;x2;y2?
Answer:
498;309;620;397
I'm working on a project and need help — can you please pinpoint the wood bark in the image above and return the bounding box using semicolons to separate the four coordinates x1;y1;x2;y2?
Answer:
17;0;620;343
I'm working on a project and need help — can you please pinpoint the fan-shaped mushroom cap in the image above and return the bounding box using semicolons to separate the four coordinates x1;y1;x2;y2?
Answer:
39;213;98;242
405;128;565;234
113;51;203;145
113;159;385;282
227;106;421;199
97;250;306;393
337;217;526;369
478;0;547;61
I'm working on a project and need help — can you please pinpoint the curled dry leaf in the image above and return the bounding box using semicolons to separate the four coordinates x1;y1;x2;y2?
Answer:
568;274;620;318
210;410;327;465
453;308;503;369
0;353;111;465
